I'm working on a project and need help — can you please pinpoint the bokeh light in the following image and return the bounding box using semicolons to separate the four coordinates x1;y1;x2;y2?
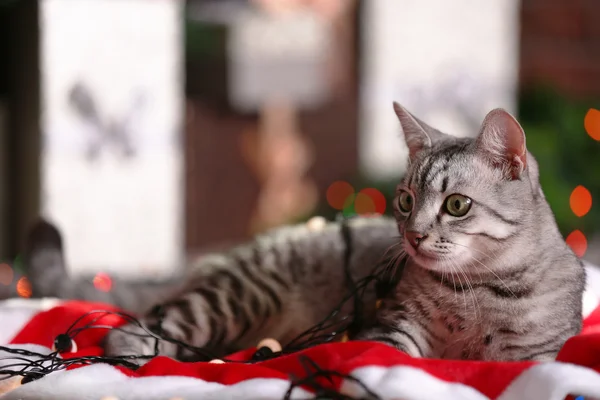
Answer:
358;188;386;215
16;277;32;298
342;193;356;217
570;185;592;217
584;108;600;141
326;181;355;210
327;182;387;217
566;230;587;258
93;273;113;292
354;192;376;215
0;263;13;286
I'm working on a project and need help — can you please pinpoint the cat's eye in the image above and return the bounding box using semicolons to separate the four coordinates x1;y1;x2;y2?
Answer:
444;194;472;217
397;190;414;213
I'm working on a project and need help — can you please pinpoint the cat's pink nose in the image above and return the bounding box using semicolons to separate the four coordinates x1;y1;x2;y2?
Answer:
406;231;427;249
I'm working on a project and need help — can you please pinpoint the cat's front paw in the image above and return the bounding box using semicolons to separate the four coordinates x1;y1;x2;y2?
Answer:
103;324;158;365
354;327;423;358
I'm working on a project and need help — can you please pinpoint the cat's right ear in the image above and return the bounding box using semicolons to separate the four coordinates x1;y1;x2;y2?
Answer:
393;102;439;159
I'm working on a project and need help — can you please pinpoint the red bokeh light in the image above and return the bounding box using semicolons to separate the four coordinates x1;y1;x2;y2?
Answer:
570;185;592;218
326;181;355;210
93;273;113;292
584;108;600;141
566;230;587;258
358;188;386;215
16;277;32;298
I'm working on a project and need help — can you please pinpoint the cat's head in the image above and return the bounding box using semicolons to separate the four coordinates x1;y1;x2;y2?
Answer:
392;102;540;274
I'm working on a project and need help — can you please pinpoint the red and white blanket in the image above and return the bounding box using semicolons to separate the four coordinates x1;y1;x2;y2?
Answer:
0;265;600;400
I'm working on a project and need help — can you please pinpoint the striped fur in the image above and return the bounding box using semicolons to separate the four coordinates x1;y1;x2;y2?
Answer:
23;217;400;360
356;103;585;361
103;217;400;360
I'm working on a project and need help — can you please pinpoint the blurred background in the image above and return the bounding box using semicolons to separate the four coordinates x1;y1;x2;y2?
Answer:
0;0;598;295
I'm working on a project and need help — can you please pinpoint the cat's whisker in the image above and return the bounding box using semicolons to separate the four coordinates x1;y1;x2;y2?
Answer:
450;241;498;261
382;241;403;260
439;260;446;293
467;255;518;299
459;260;481;320
446;241;518;299
445;262;459;303
449;259;469;316
383;248;407;277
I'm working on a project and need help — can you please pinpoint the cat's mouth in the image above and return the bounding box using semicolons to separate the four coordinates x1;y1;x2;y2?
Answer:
409;251;448;272
405;244;442;265
412;251;441;265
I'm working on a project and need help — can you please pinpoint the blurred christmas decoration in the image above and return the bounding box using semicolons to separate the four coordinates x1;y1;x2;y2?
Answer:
570;185;592;218
93;273;113;293
241;102;319;234
326;181;355;211
325;181;387;218
566;184;593;258
584;108;600;141
518;87;600;245
566;230;587;258
68;82;143;162
16;277;31;298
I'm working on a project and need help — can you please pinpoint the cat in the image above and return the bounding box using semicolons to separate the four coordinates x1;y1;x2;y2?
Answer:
354;103;586;361
27;103;586;363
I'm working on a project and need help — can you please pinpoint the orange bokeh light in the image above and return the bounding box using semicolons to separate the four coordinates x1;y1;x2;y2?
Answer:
16;277;32;298
584;108;600;141
354;192;376;215
354;188;387;216
359;188;386;215
570;185;592;217
566;230;587;258
93;272;113;292
0;263;13;286
326;181;355;210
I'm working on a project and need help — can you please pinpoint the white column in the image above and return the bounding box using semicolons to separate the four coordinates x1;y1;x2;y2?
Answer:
360;0;521;180
40;0;184;278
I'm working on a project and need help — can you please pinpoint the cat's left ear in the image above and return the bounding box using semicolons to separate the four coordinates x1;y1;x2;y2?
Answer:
474;108;527;180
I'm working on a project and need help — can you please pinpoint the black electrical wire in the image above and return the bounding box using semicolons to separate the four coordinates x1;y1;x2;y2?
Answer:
0;216;406;399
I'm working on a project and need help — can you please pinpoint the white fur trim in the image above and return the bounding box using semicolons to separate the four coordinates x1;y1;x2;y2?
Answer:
497;362;600;400
1;364;312;400
341;365;489;399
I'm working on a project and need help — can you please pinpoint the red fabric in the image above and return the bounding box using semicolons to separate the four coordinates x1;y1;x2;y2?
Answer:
10;301;126;355
556;306;600;371
7;300;600;398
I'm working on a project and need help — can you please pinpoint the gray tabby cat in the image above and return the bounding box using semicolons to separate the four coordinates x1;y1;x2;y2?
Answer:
355;103;586;361
27;103;586;362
